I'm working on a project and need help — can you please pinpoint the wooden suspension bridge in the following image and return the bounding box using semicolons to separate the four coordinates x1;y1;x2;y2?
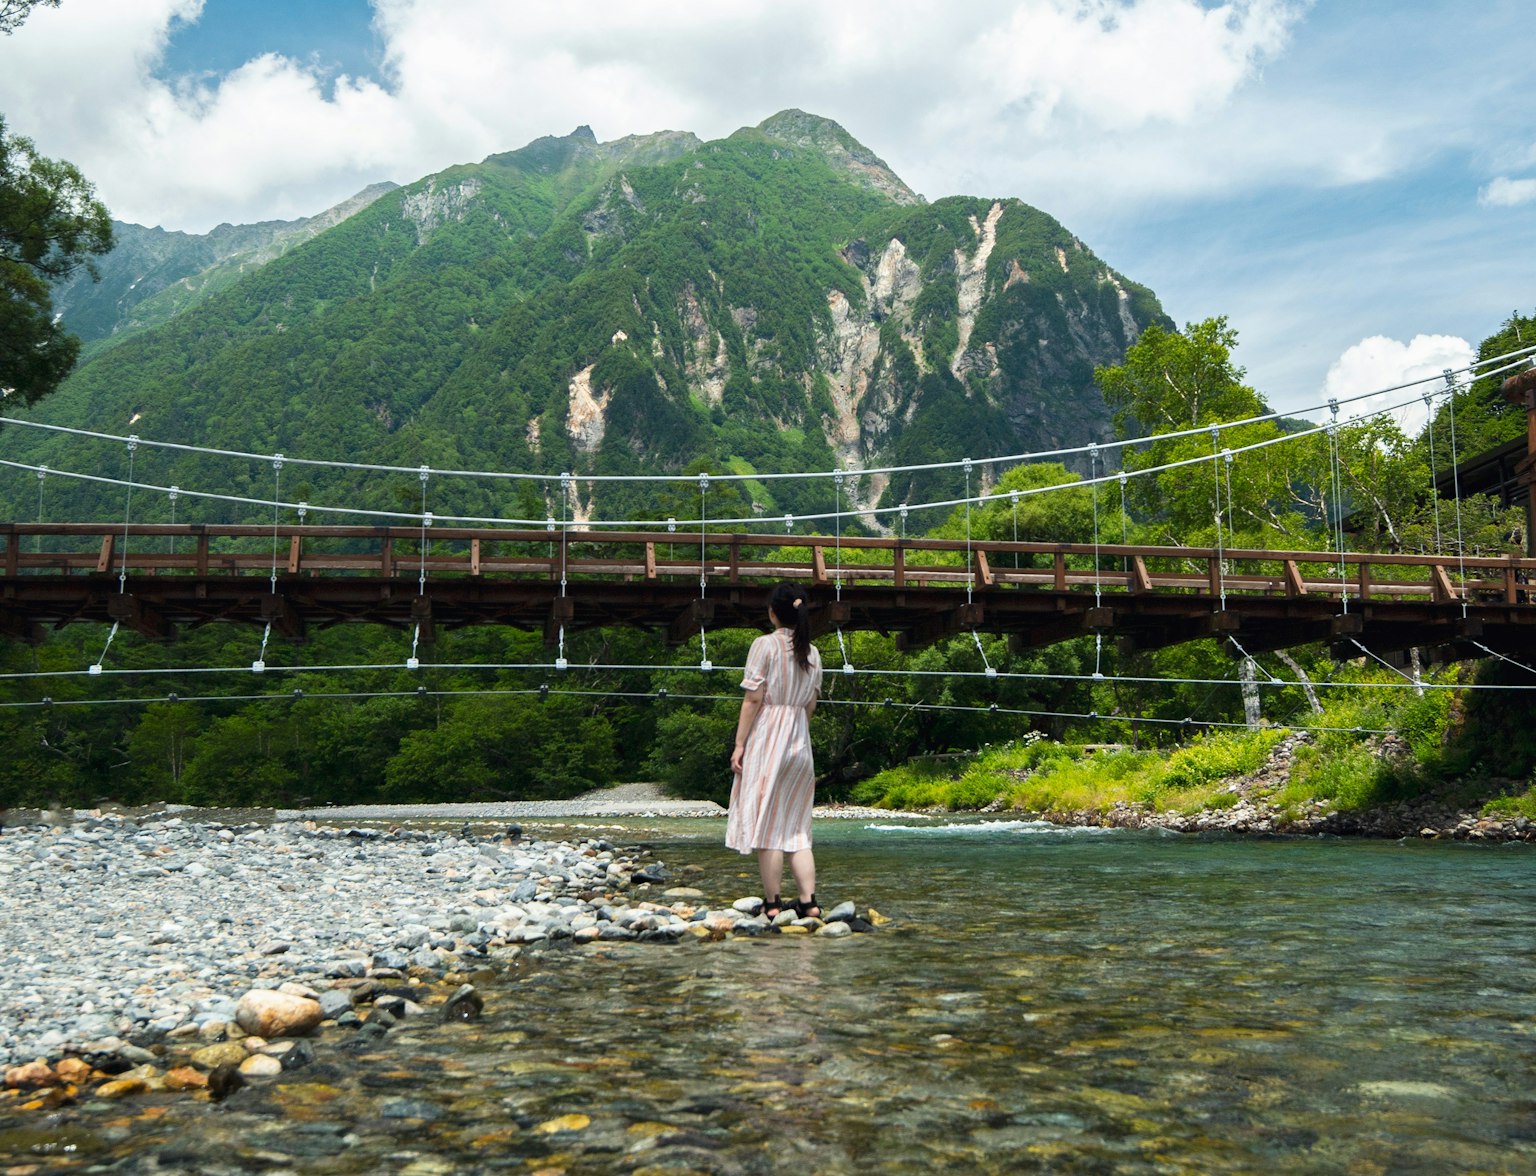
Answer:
3;522;1534;661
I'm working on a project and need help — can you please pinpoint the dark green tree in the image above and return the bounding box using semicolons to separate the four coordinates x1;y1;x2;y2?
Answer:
0;115;113;404
0;0;60;35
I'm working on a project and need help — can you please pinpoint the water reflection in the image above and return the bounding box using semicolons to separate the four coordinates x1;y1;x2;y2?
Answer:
4;823;1534;1173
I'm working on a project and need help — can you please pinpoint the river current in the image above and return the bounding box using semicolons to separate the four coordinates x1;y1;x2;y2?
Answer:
4;818;1534;1174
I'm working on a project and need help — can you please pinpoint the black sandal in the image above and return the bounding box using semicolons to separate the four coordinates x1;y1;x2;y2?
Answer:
763;896;785;919
793;894;822;920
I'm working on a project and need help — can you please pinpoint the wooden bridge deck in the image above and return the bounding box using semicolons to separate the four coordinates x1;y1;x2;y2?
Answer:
3;523;1535;659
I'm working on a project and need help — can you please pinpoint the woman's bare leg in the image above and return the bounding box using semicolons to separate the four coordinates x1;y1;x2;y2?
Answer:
788;848;817;911
756;848;783;903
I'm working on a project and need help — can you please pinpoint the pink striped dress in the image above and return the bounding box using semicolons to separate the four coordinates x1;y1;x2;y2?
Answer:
725;629;823;854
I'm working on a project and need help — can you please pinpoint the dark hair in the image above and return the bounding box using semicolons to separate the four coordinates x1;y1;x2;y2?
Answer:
768;582;812;671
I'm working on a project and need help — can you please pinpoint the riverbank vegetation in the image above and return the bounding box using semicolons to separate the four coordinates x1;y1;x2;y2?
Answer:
851;658;1536;822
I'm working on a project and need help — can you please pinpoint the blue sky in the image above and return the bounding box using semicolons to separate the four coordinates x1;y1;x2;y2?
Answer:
0;0;1530;422
157;0;381;86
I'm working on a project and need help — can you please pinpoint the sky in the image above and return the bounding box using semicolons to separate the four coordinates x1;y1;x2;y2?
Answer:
0;0;1531;429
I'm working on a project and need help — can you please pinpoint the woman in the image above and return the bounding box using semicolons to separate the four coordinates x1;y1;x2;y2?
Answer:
726;582;824;920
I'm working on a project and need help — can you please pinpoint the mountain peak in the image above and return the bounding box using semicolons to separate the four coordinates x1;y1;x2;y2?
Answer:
753;109;922;206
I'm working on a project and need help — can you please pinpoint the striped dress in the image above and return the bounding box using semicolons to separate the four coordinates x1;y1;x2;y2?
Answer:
725;629;823;854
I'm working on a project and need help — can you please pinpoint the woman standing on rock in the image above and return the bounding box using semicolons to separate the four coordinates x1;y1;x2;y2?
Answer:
727;582;824;920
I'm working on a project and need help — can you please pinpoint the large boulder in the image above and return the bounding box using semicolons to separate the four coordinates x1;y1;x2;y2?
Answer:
234;990;322;1038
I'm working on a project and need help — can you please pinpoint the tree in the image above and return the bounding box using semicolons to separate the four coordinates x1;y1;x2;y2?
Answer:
1096;317;1289;544
0;115;113;405
0;0;59;36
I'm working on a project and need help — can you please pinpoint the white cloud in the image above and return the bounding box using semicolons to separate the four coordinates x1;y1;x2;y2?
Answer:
1479;176;1536;208
1322;334;1473;436
0;0;1313;230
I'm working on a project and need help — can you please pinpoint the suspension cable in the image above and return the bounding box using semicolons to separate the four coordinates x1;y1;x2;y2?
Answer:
4;343;1532;496
118;435;138;596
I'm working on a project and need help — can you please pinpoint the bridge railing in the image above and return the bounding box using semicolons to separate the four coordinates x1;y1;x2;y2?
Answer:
2;523;1533;605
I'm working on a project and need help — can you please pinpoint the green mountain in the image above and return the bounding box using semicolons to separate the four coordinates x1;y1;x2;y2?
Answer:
49;182;398;358
7;111;1168;528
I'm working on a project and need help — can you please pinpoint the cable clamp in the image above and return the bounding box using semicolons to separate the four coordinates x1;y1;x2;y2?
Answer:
783;514;793;533
271;452;283;471
420;464;431;483
555;657;568;671
126;435;139;454
668;517;677;533
698;471;710;492
547;516;556;533
37;465;47;481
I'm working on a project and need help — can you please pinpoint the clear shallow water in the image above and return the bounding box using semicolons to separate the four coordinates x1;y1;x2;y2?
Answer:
4;820;1535;1174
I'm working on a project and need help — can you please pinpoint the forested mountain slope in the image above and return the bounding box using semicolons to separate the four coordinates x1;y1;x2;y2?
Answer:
49;183;398;356
6;111;1168;527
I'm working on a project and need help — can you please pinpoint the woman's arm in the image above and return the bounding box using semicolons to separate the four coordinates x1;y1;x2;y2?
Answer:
731;686;765;775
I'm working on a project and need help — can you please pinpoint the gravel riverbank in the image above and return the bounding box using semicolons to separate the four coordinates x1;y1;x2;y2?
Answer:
0;807;877;1083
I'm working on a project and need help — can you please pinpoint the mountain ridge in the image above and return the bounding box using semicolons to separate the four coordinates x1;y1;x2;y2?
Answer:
18;110;1169;529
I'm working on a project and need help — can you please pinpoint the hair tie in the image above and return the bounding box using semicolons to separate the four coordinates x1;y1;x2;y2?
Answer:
792;597;802;609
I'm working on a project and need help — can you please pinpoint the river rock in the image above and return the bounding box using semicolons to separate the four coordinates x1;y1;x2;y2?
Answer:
163;1066;208;1091
235;990;322;1038
318;989;353;1019
54;1057;94;1084
238;1053;283;1077
207;1062;245;1102
4;1060;56;1089
96;1076;150;1099
825;901;857;922
190;1041;248;1070
817;921;853;938
441;984;484;1023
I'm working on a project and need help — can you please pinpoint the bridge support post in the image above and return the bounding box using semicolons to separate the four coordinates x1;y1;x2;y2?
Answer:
545;597;575;646
262;594;308;643
0;609;44;644
666;598;713;646
106;594;175;641
897;602;983;651
411;595;434;648
810;599;851;639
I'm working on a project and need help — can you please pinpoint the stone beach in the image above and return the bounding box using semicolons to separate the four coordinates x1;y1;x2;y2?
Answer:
0;807;876;1094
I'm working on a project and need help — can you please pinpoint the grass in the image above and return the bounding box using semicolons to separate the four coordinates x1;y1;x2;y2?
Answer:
851;661;1531;822
853;729;1282;815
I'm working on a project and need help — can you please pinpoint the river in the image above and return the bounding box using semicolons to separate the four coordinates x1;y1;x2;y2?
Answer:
3;818;1534;1174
